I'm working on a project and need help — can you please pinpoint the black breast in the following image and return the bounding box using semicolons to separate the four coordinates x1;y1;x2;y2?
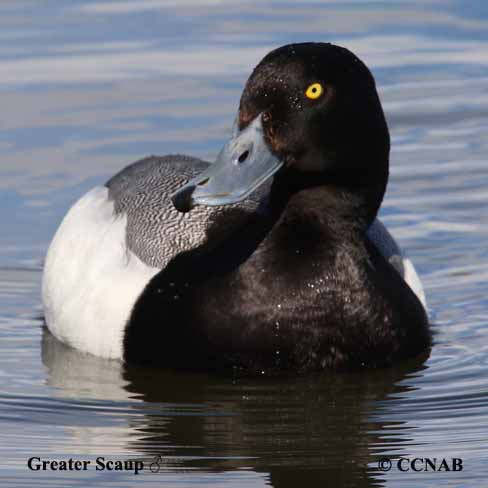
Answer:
123;191;430;375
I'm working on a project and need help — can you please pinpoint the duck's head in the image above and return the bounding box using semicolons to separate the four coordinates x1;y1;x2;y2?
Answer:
172;42;390;225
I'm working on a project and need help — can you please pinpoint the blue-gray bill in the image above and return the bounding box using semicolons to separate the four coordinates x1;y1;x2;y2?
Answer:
171;114;283;212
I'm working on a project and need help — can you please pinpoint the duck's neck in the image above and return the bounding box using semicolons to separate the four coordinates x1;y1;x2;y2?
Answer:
268;171;380;243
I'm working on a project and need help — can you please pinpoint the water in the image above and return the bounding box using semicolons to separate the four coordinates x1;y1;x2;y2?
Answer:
1;1;488;486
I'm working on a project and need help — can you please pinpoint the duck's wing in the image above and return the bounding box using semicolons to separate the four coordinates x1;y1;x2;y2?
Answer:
368;218;427;309
106;155;211;269
106;155;266;269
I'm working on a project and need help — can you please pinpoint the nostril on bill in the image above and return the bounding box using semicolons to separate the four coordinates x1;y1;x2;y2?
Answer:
197;177;210;186
238;150;250;163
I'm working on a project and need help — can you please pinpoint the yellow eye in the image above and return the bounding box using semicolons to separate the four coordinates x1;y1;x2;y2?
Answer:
305;82;323;100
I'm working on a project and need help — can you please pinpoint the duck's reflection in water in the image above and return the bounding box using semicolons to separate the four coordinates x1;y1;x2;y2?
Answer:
42;327;429;487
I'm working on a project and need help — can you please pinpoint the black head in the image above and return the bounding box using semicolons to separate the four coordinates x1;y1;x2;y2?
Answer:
239;42;390;220
172;42;390;225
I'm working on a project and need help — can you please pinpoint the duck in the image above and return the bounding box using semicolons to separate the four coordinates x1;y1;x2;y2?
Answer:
42;42;430;374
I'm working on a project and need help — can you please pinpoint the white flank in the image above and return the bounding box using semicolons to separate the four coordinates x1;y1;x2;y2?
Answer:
402;257;427;309
368;218;427;310
42;187;160;359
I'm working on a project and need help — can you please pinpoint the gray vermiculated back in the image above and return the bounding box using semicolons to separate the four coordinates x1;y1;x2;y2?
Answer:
106;155;263;269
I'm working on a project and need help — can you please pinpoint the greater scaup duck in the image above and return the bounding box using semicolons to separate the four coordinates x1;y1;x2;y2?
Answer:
42;42;430;374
